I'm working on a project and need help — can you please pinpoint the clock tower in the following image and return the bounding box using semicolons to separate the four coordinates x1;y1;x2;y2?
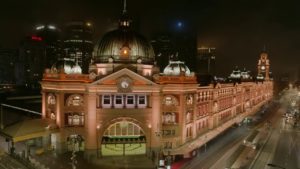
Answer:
257;51;270;81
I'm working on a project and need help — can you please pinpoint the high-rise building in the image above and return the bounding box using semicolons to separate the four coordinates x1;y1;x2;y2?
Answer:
196;47;216;85
173;33;197;71
63;21;94;73
17;24;62;88
151;34;174;71
196;47;216;75
35;24;63;67
0;47;18;84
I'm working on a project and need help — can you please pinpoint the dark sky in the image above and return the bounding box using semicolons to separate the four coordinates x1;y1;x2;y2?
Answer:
0;0;299;77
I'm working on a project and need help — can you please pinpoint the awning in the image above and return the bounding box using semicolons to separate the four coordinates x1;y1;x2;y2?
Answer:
0;119;57;142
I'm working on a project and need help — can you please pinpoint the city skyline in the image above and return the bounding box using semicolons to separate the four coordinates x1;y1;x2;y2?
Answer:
0;0;299;77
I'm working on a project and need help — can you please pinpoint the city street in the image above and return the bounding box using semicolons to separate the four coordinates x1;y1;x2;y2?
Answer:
182;101;278;169
250;88;300;169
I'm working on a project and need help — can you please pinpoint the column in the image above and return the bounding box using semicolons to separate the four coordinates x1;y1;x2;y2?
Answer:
151;92;161;165
41;92;46;119
55;93;64;128
84;93;97;159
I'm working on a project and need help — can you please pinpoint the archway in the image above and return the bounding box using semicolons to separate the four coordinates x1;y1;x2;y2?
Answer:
101;118;147;156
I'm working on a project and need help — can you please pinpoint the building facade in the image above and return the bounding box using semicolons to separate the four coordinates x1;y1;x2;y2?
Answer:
39;9;273;162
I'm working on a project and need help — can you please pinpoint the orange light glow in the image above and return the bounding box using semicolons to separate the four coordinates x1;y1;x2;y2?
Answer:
123;50;128;55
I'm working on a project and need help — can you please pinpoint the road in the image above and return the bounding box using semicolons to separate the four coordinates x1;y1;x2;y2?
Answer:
250;97;300;168
182;101;278;169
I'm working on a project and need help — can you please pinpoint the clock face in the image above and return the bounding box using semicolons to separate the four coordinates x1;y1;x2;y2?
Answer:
121;81;129;88
118;76;132;92
261;65;265;70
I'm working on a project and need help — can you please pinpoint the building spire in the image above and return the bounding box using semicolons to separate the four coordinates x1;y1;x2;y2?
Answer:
119;0;131;28
263;44;267;52
123;0;127;14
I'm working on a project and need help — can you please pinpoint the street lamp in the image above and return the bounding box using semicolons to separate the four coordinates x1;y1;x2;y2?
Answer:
148;124;152;157
96;124;101;158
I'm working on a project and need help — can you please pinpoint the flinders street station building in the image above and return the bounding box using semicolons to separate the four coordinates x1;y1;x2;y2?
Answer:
1;6;273;164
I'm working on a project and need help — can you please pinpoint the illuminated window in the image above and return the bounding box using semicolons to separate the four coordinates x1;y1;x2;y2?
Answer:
162;112;176;124
67;95;83;106
120;45;130;57
67;113;84;126
163;95;178;106
47;94;56;105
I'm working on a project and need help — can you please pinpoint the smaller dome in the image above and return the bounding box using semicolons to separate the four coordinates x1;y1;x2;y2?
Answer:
163;61;191;76
229;66;241;79
51;58;82;74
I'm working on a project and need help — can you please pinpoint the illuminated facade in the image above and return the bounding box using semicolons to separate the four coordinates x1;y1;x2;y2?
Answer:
257;51;270;81
40;6;273;161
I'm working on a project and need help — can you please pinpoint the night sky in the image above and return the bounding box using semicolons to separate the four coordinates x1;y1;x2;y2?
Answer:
0;0;299;77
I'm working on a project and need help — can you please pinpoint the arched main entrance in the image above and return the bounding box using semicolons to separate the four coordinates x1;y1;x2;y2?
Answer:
101;118;146;156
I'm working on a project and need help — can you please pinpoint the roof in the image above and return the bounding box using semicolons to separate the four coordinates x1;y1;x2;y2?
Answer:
0;119;57;142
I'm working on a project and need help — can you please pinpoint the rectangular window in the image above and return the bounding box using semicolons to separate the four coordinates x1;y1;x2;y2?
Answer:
102;95;112;108
114;95;124;108
127;95;134;105
103;95;111;104
138;95;146;105
115;95;123;104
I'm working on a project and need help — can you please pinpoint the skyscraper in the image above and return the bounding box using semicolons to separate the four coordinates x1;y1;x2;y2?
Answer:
196;47;216;75
151;34;174;71
0;47;17;84
18;24;62;88
196;47;216;84
63;21;94;73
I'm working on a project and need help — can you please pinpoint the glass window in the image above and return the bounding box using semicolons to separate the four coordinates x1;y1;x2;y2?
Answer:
67;95;83;106
127;95;134;105
115;95;123;105
138;95;146;105
103;95;111;104
47;94;56;105
165;96;173;105
67;113;84;126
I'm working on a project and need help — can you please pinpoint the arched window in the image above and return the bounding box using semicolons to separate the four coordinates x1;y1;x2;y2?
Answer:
186;111;192;123
104;121;144;137
66;113;84;126
186;94;194;105
47;94;56;105
163;95;178;106
67;94;83;106
162;112;176;124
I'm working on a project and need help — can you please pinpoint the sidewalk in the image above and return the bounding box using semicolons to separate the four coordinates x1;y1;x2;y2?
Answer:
33;151;156;169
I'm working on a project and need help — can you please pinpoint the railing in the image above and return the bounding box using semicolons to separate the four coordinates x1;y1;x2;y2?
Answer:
94;55;154;64
43;73;92;83
154;75;197;84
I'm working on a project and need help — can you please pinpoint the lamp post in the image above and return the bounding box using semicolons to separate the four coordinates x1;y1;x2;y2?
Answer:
155;130;163;168
96;124;101;158
148;124;152;157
